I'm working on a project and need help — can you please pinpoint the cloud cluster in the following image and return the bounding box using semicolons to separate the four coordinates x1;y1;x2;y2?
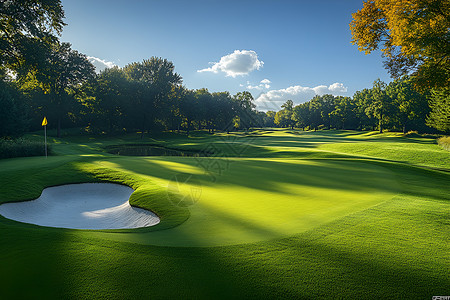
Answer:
243;78;272;90
197;50;264;77
87;56;116;73
255;82;348;111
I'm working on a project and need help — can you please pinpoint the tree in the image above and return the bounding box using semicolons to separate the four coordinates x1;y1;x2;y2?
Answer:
263;111;276;127
427;88;450;132
213;91;235;133
0;0;65;79
164;84;185;132
195;88;213;132
32;42;95;137
319;94;335;129
179;89;198;136
386;77;429;133
308;96;324;131
233;91;256;131
123;57;182;137
350;0;450;90
85;67;130;132
365;79;391;133
293;103;310;130
0;80;28;137
274;110;289;128
275;100;296;129
353;88;378;130
330;96;357;130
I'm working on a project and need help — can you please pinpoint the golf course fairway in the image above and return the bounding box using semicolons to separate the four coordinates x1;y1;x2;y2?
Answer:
0;129;448;299
83;157;399;246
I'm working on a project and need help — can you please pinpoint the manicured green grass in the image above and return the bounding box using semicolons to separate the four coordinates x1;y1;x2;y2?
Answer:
0;129;448;299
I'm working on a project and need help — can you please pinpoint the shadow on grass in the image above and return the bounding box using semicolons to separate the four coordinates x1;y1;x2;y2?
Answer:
0;149;448;298
107;156;399;197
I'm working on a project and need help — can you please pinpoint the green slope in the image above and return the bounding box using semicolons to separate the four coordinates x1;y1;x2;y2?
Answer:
0;129;448;299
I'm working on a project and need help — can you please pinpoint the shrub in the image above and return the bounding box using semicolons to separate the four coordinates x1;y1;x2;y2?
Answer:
0;138;50;159
437;136;450;151
404;130;420;138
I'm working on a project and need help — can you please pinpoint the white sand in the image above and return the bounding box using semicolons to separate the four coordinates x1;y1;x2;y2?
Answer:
0;183;160;229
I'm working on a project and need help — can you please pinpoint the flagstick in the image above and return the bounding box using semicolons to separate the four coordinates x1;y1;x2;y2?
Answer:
44;124;47;158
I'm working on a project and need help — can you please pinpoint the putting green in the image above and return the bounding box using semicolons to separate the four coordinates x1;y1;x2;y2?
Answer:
84;157;400;246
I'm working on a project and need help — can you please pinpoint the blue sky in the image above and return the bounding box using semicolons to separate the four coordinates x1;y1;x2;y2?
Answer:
60;0;392;110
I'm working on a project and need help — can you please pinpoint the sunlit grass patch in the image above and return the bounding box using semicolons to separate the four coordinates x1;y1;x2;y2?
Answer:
437;136;450;151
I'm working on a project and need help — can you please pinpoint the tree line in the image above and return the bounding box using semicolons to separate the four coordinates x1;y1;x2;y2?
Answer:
1;0;448;139
273;77;441;133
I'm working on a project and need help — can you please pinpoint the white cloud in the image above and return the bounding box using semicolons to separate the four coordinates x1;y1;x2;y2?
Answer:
255;82;348;111
87;56;116;73
328;82;348;93
197;50;264;77
245;78;271;90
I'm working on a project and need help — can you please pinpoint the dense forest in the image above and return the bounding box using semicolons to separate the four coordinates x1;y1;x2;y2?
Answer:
1;0;449;139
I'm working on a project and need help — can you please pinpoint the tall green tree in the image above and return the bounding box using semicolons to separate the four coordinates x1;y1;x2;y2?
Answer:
85;67;130;132
0;80;28;137
179;89;198;136
32;42;95;137
213;91;235;133
275;100;296;128
0;0;65;79
427;88;450;133
330;96;357;130
293;103;310;130
319;94;336;129
308;96;326;131
365;79;391;133
263;111;276;127
233;91;256;131
387;77;429;133
353;88;378;130
123;57;182;136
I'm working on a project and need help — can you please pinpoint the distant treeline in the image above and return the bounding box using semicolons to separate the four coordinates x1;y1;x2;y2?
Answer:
273;77;447;133
0;63;448;138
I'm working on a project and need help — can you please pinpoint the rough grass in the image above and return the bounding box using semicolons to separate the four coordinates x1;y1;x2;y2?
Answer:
0;129;448;299
0;138;50;159
438;136;450;151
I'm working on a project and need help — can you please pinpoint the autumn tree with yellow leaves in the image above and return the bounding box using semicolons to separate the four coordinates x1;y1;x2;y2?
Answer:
350;0;449;90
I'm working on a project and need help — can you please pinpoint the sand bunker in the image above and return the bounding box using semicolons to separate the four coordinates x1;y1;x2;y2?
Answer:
0;183;160;229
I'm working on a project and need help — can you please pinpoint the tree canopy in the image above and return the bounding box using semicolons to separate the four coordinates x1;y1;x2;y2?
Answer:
350;0;450;90
0;0;65;78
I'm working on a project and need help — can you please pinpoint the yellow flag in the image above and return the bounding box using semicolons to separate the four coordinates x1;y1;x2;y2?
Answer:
42;117;48;126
